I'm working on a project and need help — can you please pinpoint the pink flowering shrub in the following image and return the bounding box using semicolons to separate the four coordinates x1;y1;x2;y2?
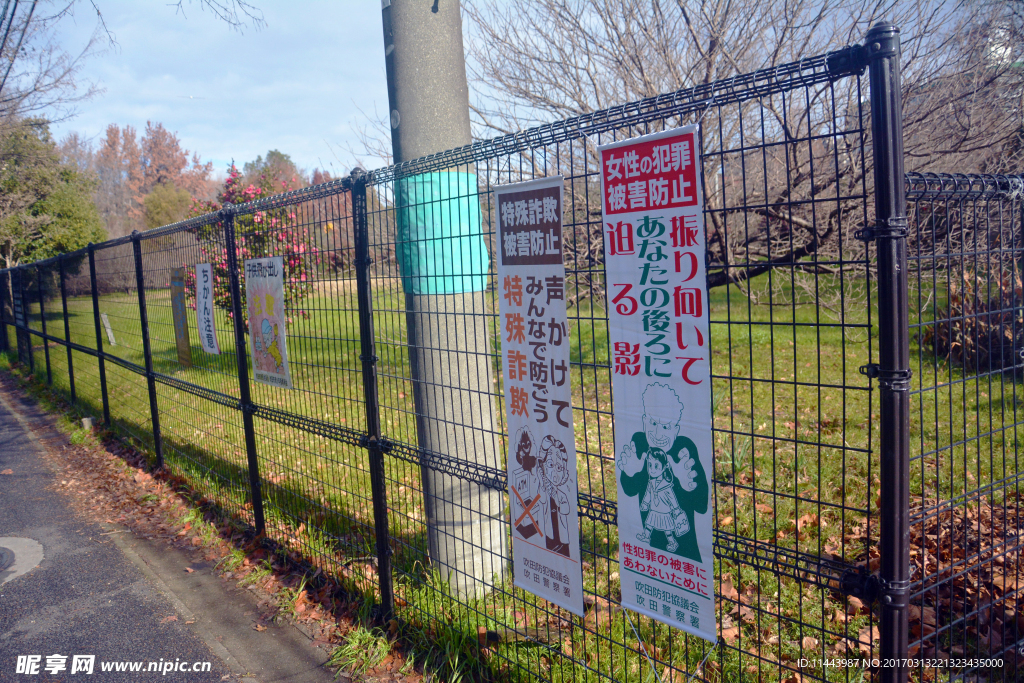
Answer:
184;164;320;330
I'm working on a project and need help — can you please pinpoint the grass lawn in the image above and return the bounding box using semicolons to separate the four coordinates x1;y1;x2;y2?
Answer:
3;266;1015;683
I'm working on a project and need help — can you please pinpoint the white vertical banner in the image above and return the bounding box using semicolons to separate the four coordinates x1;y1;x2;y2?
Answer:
245;256;293;389
195;263;220;355
496;176;584;616
599;125;716;643
100;313;116;346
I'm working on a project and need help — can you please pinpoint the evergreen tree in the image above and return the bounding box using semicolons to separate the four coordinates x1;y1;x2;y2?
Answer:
0;119;105;270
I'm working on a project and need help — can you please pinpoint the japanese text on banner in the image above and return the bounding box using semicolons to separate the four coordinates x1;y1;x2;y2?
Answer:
496;176;584;617
600;125;717;644
195;263;220;355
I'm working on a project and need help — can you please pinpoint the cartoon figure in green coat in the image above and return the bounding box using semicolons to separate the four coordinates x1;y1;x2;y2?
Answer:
617;383;709;562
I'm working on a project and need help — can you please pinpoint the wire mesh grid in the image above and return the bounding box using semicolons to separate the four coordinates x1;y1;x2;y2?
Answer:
90;240;156;454
356;49;883;681
134;225;252;518
0;36;1005;683
34;261;63;394
64;250;105;420
230;187;380;592
906;172;1024;681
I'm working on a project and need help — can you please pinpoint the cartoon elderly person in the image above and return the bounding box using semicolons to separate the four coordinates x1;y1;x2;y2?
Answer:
537;435;572;558
617;382;708;562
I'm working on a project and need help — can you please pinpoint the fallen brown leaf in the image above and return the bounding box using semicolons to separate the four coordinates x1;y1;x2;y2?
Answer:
857;624;880;656
796;513;819;540
160;615;178;623
637;640;665;661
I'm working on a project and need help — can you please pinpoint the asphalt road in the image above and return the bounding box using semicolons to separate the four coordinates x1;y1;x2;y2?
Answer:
0;387;229;682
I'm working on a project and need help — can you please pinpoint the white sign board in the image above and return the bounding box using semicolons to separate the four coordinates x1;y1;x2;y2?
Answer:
100;313;116;346
195;264;221;355
599;125;716;643
245;256;292;389
496;176;584;616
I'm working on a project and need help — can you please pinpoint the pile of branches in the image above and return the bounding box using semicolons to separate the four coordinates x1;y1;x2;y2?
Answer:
922;270;1024;375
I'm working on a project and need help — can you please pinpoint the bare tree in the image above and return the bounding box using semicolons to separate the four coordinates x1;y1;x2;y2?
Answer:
168;0;264;31
0;2;101;131
0;1;264;133
462;0;1024;310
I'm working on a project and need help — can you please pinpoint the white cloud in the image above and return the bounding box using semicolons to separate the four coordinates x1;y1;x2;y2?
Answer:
50;0;390;177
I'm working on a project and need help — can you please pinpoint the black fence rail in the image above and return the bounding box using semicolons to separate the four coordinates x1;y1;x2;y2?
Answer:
0;22;1016;683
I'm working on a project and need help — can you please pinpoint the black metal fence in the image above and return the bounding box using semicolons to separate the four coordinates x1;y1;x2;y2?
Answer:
905;173;1024;681
0;22;1018;683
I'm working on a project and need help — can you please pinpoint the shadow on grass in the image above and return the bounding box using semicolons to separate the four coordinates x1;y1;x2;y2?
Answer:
4;351;517;681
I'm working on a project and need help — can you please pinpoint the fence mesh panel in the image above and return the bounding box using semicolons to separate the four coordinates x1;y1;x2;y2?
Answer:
0;36;1017;683
358;43;884;681
907;173;1023;681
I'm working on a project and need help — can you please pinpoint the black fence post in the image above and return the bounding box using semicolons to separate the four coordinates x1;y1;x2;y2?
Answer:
351;169;394;620
132;232;163;469
0;270;8;355
20;267;33;374
9;269;17;362
89;244;111;426
37;265;51;386
59;256;76;404
222;206;266;535
864;21;910;683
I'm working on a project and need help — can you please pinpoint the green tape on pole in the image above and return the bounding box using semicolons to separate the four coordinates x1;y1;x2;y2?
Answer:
396;172;489;294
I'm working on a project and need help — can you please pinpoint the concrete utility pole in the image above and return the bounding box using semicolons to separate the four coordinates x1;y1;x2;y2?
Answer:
381;0;506;598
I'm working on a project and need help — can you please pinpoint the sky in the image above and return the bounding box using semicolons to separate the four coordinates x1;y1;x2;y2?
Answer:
50;1;393;180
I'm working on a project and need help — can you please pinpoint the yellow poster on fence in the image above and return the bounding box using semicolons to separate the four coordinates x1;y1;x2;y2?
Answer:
245;256;292;389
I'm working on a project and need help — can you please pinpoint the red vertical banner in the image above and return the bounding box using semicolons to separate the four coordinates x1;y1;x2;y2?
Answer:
600;126;716;643
496;176;584;616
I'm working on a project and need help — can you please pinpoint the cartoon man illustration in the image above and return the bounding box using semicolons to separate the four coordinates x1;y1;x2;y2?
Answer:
510;426;541;540
261;318;283;373
537;435;572;558
617;382;708;562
